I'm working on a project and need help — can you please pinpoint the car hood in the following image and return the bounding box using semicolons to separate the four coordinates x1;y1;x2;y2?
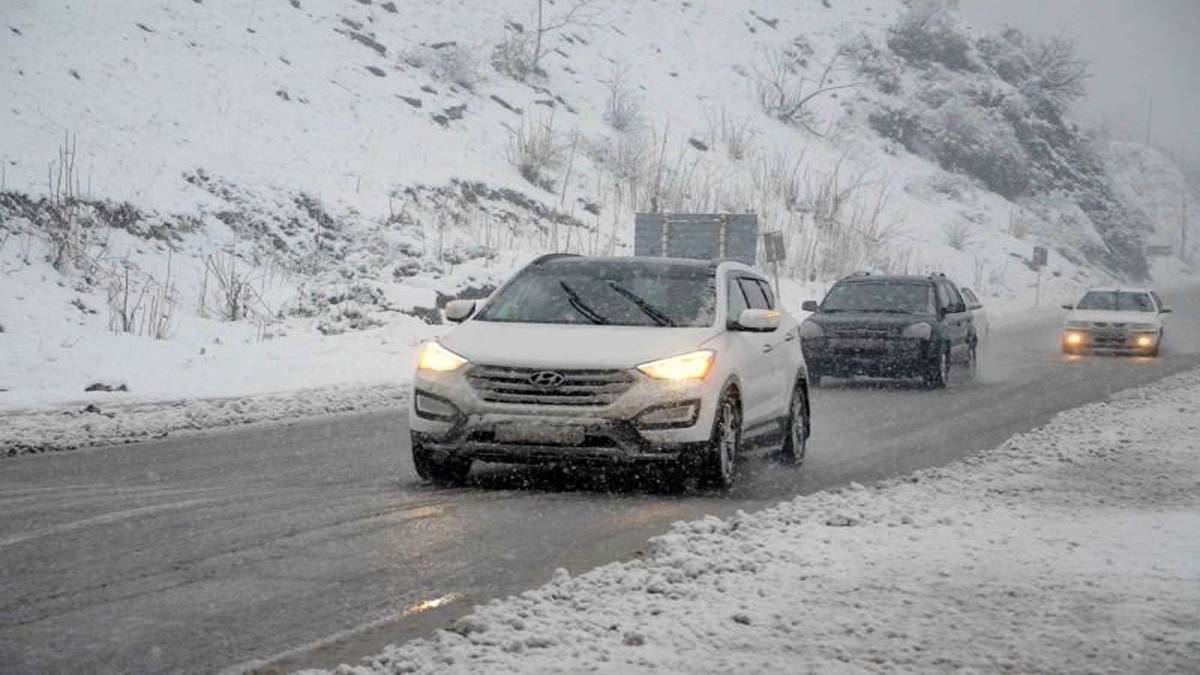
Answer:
440;321;720;369
806;312;933;331
1065;309;1162;326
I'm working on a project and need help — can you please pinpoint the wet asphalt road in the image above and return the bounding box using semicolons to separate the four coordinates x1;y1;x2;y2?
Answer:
1;289;1198;674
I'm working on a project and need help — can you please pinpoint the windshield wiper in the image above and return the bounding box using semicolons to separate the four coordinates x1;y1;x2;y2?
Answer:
606;281;676;326
559;281;610;325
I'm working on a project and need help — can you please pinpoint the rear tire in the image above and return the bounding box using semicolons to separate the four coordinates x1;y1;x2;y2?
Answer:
412;435;471;486
780;382;809;466
699;389;742;490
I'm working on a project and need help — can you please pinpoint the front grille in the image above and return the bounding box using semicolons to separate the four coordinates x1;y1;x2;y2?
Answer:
1091;322;1128;329
829;326;894;339
467;365;634;406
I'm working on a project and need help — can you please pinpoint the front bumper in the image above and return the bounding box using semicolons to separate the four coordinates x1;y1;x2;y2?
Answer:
802;337;930;378
410;366;721;465
1061;329;1158;353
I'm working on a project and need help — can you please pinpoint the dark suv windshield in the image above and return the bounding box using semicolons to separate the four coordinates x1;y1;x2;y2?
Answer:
821;281;934;314
476;261;717;327
1076;291;1154;312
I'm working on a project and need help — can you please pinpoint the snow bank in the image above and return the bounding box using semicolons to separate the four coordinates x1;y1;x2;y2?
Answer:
304;368;1200;675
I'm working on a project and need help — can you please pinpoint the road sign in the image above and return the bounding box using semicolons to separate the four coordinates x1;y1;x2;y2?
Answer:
762;231;786;263
1032;246;1048;268
634;213;759;264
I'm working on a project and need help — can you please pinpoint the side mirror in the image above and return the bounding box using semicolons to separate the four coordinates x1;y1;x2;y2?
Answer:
734;308;781;332
443;299;477;323
801;300;819;312
1061;304;1074;310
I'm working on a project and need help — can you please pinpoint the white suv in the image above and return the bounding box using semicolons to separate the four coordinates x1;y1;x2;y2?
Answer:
409;254;811;489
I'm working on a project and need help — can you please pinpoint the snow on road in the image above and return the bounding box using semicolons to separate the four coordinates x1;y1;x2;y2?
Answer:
299;368;1200;675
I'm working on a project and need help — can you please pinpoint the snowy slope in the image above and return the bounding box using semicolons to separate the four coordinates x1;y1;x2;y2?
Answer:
1;0;1197;440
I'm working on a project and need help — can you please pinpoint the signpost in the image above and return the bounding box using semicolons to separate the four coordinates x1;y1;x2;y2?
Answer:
1032;246;1047;308
762;231;786;301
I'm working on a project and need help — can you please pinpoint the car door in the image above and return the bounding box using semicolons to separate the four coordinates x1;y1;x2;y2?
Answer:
937;281;971;362
724;274;774;429
752;277;797;420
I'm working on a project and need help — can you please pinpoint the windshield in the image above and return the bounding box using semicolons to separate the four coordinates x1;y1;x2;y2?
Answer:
475;262;716;327
820;282;934;314
1076;291;1155;312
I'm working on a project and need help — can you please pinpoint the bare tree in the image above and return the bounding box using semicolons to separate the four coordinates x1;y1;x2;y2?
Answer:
755;46;858;135
1022;35;1090;112
601;62;642;132
494;0;603;81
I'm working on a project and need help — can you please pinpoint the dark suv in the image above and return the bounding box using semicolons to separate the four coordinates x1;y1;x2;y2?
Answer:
798;273;977;388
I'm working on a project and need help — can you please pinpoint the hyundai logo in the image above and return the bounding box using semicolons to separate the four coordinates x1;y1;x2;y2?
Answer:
529;371;566;388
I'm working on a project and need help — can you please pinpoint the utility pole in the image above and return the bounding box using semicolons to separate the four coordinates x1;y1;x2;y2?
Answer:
1144;96;1154;146
1183;193;1189;263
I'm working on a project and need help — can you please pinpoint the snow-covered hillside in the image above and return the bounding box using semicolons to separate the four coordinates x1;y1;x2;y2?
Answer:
1;0;1197;445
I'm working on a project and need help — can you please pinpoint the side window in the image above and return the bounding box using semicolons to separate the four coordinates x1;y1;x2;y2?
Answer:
962;288;980;309
935;283;952;313
737;277;770;310
942;283;966;313
726;276;749;320
754;279;776;309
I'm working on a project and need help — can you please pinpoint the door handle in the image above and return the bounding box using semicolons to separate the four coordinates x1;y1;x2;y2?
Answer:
762;343;775;353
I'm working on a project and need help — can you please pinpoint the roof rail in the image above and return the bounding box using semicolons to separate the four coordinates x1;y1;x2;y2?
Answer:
529;253;580;265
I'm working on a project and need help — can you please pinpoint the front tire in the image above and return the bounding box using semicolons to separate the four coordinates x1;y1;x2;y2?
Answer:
412;435;471;486
780;381;810;466
699;389;742;490
923;344;949;389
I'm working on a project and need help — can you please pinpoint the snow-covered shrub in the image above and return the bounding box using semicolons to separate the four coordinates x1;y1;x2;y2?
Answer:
601;64;643;133
924;101;1032;199
491;28;537;81
887;0;978;72
941;219;974;250
401;42;485;90
978;29;1089;117
506;112;567;189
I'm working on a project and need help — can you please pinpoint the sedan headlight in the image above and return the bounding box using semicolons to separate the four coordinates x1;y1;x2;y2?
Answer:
1065;320;1091;329
798;321;824;338
901;322;932;339
637;350;715;380
1129;323;1156;331
417;342;469;372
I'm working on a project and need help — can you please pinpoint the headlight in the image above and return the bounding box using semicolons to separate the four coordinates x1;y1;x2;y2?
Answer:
798;321;824;338
1065;321;1091;329
1063;331;1086;346
901;322;932;339
417;342;468;372
637;350;715;380
1129;323;1156;331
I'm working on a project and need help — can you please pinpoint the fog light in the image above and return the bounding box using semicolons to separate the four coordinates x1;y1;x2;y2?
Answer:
1136;335;1154;348
636;400;700;429
414;391;460;421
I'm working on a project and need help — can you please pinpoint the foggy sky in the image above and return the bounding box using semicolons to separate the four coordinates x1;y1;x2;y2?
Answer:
957;0;1200;176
